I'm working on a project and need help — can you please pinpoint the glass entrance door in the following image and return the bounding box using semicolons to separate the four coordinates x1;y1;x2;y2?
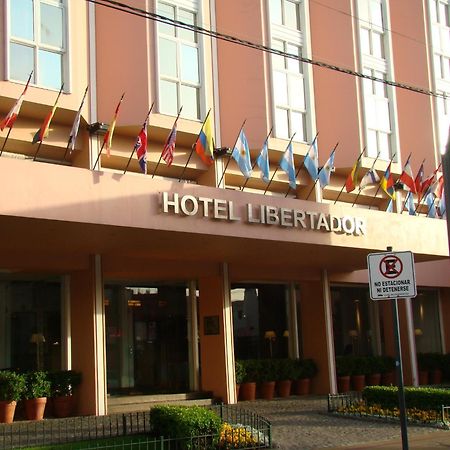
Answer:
105;283;190;395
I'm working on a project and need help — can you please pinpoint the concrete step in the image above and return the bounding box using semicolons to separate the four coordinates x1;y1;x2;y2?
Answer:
107;392;214;414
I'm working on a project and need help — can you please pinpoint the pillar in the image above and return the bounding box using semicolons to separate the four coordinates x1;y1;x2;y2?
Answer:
198;263;236;403
70;255;106;415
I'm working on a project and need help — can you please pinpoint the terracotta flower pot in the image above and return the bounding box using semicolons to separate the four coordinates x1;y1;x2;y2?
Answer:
53;395;74;418
337;375;351;393
259;381;276;400
419;370;429;385
276;380;292;398
294;378;311;396
239;382;256;401
351;375;366;392
0;400;17;424
367;373;381;386
381;371;395;386
430;369;442;385
24;397;47;421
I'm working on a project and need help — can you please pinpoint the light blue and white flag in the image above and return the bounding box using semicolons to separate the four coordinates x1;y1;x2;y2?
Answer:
256;140;270;183
318;149;335;188
304;139;319;181
360;168;380;189
439;192;446;218
232;129;252;178
406;192;416;216
426;192;437;218
280;141;296;190
386;199;394;213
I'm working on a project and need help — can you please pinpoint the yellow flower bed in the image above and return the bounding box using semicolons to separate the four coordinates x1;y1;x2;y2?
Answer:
218;422;260;449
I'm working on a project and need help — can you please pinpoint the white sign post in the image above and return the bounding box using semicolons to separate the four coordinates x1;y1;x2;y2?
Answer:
367;248;415;450
367;250;417;300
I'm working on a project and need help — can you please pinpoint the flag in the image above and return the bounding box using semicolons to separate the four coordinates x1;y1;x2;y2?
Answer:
304;139;319;181
345;157;362;192
67;86;88;154
134;117;149;174
162;123;177;166
103;93;125;157
232;129;252;178
399;157;416;193
256;140;270;183
421;165;441;195
195;113;214;166
426;192;437;218
380;162;396;200
318;149;335;188
386;199;394;213
439;190;446;217
0;72;32;131
359;168;380;189
280;141;296;190
414;162;424;199
406;192;416;215
32;83;64;144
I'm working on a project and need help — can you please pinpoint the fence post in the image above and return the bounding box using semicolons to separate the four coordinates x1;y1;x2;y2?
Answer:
122;414;127;436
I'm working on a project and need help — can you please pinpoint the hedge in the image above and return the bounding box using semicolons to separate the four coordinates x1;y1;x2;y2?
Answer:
363;385;450;411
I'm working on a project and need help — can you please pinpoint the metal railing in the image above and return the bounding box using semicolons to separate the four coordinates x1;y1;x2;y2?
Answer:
0;405;271;449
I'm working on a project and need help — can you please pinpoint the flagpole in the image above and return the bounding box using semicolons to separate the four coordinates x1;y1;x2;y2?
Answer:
0;128;13;157
399;154;419;213
217;119;247;188
414;163;441;215
33;83;64;161
0;71;33;157
152;106;183;178
123;102;154;174
305;142;339;201
265;133;296;195
285;132;318;198
334;148;365;204
63;86;89;160
351;150;380;207
368;153;397;210
178;109;211;182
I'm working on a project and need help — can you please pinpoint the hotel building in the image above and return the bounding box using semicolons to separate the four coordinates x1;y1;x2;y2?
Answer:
0;0;449;415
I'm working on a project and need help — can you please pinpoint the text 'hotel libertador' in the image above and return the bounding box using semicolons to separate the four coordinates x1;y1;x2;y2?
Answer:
160;192;366;236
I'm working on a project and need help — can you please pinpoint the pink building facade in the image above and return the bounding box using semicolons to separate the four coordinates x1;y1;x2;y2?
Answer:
0;0;449;415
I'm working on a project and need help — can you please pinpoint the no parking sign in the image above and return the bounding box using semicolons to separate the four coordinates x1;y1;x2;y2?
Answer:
367;251;417;300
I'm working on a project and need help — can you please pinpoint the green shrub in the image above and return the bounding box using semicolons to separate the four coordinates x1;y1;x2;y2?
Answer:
49;370;82;396
0;370;26;401
234;361;246;385
293;358;318;379
351;356;371;375
363;385;450;411
335;356;354;376
150;405;222;443
240;360;260;383
24;371;51;399
275;359;296;381
379;356;396;374
367;356;385;374
256;359;277;382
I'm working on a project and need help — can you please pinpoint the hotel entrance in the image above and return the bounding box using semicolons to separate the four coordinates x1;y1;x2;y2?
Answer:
105;283;193;396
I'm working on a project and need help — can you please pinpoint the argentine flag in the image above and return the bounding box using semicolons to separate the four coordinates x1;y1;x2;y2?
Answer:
280;142;296;190
256;141;270;183
232;129;252;178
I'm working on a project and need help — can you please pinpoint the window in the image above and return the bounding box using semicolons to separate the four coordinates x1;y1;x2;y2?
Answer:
357;0;394;159
157;2;201;120
8;0;66;90
269;0;309;142
428;0;450;154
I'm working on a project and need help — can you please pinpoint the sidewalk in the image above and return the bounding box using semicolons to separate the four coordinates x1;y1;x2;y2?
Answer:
239;397;448;449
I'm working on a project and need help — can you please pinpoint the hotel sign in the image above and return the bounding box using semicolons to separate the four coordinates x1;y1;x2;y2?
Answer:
160;192;367;236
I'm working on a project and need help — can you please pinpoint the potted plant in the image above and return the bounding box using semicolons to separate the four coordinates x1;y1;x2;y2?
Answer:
257;359;277;400
239;360;259;401
23;371;51;420
293;358;317;395
335;356;354;393
0;371;26;423
417;353;431;385
276;359;295;398
351;356;370;392
380;355;396;386
366;356;383;386
49;370;82;417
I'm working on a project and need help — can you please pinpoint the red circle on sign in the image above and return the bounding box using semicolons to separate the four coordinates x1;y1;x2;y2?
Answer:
379;255;403;279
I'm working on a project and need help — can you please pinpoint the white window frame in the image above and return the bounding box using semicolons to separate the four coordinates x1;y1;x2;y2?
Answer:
155;0;204;121
356;0;399;161
268;0;316;143
428;0;450;155
5;0;70;91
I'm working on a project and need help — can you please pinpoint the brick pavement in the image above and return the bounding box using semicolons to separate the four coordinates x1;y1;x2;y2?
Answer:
238;396;449;449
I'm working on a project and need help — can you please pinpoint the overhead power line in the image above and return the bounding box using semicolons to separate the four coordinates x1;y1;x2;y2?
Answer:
87;0;447;99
